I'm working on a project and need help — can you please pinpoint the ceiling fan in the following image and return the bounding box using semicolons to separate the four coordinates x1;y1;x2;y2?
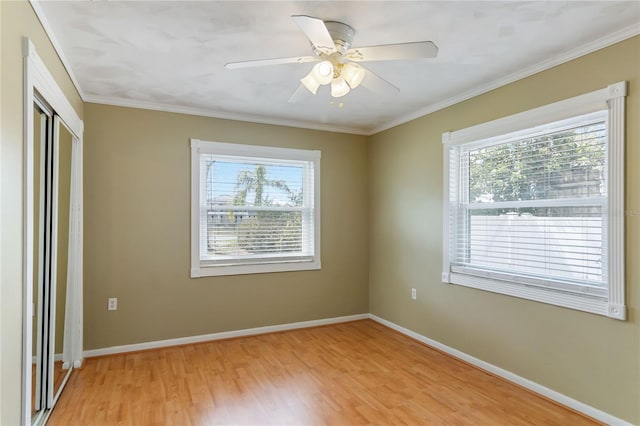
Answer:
224;15;438;102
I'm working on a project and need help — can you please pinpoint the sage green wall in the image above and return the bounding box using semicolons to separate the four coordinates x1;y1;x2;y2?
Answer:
83;103;369;350
369;36;640;424
0;2;83;424
3;2;638;422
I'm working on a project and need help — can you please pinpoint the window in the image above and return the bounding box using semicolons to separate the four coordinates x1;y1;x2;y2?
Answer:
442;82;627;319
191;140;321;277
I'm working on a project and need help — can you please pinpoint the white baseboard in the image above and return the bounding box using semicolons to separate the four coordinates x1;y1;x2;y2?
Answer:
31;353;63;364
83;313;369;358
368;314;632;426
81;312;631;425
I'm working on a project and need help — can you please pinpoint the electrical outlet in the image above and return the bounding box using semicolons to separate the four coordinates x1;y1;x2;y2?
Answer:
411;288;417;300
108;297;118;311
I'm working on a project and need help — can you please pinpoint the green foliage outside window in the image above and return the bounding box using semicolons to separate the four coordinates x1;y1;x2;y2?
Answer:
468;124;605;216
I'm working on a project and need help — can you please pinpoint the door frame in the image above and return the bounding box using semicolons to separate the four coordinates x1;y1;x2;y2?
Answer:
22;37;84;426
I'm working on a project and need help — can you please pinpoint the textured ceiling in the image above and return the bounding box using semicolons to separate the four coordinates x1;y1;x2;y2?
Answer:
35;1;640;134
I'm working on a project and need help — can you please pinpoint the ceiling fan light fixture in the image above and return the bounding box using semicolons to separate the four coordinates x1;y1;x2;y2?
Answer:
331;77;351;98
228;15;439;102
342;63;365;89
312;60;334;85
300;72;321;94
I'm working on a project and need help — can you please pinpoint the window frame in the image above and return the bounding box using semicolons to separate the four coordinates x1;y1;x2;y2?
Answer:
190;139;321;277
442;82;627;320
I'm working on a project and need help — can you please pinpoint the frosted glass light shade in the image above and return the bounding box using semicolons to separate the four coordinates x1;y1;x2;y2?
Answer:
342;63;365;89
300;72;320;94
331;77;350;98
312;61;334;85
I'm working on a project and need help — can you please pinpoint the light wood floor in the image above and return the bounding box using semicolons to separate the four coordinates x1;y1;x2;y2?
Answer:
48;320;599;425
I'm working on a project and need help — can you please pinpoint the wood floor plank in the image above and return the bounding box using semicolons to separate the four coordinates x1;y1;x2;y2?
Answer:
48;320;600;425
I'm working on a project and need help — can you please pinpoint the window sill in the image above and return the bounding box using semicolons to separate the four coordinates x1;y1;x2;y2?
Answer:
191;259;321;277
444;272;625;320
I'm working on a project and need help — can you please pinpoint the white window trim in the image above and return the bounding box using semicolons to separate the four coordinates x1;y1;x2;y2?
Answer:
442;82;626;320
190;139;321;277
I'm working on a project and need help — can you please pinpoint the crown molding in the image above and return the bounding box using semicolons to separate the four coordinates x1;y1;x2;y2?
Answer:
30;0;367;136
30;0;638;137
29;0;86;101
370;24;640;135
83;95;369;135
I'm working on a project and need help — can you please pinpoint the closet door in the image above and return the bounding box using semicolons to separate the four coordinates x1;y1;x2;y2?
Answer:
30;102;75;424
31;100;53;423
49;118;74;407
24;38;84;426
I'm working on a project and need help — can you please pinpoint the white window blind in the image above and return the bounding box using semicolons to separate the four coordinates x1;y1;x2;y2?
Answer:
449;111;608;297
442;82;627;319
191;140;320;277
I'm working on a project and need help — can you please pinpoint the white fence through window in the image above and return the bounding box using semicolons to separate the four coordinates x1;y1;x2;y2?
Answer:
466;213;603;284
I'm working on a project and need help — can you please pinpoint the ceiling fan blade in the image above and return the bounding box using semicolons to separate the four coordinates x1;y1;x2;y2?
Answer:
288;84;313;103
291;15;336;55
360;67;400;95
345;41;438;62
225;56;318;69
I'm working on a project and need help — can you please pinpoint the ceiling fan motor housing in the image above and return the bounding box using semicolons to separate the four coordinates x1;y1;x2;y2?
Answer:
225;15;434;100
322;21;355;55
